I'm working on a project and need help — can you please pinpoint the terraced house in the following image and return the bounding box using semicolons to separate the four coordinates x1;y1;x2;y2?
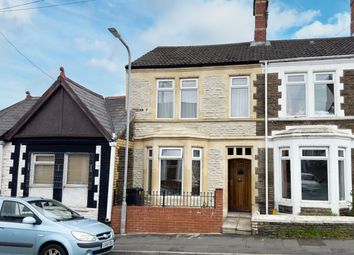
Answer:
124;0;354;234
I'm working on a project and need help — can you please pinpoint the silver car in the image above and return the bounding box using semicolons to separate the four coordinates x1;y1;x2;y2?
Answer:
0;197;115;255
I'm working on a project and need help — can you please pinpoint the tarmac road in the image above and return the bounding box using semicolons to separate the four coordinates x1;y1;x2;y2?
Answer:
109;234;354;255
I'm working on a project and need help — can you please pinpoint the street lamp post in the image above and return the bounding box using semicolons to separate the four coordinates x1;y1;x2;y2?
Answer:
108;27;131;234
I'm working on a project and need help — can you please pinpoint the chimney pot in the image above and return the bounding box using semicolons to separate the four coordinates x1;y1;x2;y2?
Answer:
253;0;269;44
59;66;66;79
25;91;32;99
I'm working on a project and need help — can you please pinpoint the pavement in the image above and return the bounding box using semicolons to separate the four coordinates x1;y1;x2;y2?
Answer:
109;234;354;255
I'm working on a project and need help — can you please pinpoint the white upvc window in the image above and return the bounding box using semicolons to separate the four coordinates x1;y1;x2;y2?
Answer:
338;148;345;201
191;148;202;196
180;79;198;119
300;148;328;201
157;80;174;119
230;76;249;118
159;148;183;195
147;147;153;194
280;148;291;199
285;73;306;116
63;153;90;186
314;72;335;115
30;154;55;186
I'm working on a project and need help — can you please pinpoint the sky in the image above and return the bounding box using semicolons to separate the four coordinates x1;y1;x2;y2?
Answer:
0;0;352;109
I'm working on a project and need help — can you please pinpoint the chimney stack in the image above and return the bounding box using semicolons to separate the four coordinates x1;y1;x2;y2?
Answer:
253;0;269;45
351;0;354;36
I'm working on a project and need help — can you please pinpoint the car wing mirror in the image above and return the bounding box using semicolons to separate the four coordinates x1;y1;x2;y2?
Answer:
22;216;37;224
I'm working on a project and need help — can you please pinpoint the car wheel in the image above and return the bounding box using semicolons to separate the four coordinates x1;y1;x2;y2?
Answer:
40;244;67;255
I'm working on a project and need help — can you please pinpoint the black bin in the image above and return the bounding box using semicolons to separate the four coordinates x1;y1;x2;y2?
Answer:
126;188;144;206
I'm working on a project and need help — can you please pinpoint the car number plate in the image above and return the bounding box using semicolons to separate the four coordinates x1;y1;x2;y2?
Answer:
102;239;114;249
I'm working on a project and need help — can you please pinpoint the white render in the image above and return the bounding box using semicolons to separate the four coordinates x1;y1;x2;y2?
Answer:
16;144;26;197
1;142;14;196
266;57;354;119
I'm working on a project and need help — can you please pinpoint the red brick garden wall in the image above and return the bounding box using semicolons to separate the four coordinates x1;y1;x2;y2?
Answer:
111;189;223;234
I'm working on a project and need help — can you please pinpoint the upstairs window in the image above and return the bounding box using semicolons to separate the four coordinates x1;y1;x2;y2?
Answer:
314;73;335;115
230;76;249;117
157;80;174;118
180;79;198;118
286;74;306;116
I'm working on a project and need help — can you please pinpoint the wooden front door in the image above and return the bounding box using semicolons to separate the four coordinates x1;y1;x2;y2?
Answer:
228;159;251;212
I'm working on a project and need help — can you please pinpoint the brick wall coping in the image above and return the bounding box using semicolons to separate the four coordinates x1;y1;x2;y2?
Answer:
252;214;354;224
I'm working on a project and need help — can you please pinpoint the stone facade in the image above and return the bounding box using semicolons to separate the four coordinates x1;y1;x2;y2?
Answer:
130;64;264;216
135;121;257;139
340;70;354;116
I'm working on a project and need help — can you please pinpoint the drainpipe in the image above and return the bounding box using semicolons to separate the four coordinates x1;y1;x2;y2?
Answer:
106;141;117;222
264;61;269;215
0;140;3;194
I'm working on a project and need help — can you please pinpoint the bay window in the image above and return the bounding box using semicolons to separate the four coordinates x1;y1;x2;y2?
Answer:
230;76;249;117
300;148;328;201
157;80;174;118
160;148;183;195
180;79;198;118
280;148;291;199
147;148;153;194
191;148;202;196
338;149;345;201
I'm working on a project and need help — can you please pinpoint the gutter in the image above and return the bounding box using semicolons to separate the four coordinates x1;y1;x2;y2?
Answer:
262;54;354;64
106;141;117;222
0;141;4;194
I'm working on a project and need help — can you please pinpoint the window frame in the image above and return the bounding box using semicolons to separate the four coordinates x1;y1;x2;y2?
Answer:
313;72;335;116
229;76;250;118
156;79;175;119
63;153;90;188
30;153;55;187
285;73;307;117
300;147;329;202
179;78;198;119
147;147;153;194
191;148;202;196
280;148;291;200
338;148;346;201
158;147;184;194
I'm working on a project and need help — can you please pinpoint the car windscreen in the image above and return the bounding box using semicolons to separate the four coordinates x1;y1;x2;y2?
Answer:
28;200;83;221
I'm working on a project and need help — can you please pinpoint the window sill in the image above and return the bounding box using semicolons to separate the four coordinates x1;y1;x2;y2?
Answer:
63;185;88;188
29;185;53;188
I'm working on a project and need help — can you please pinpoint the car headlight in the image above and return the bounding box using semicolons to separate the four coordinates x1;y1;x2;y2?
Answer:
71;231;96;241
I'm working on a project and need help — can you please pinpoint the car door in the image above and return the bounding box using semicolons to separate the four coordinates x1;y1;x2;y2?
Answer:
0;200;37;255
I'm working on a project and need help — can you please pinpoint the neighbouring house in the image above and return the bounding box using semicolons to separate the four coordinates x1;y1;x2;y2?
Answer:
113;0;354;234
0;69;130;222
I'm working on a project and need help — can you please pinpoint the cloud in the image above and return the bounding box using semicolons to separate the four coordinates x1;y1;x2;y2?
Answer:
0;0;37;25
268;2;319;37
74;37;110;52
87;58;119;72
139;0;324;47
140;0;254;46
294;12;350;39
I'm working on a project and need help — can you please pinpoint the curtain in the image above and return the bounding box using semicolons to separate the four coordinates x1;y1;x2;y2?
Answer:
181;89;197;118
231;88;249;117
67;154;89;185
287;84;305;115
158;91;173;118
